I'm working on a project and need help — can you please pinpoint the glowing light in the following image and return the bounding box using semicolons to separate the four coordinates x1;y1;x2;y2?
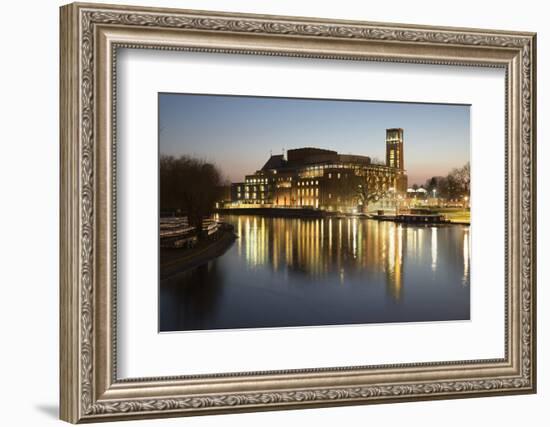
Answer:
328;218;332;251
352;218;358;258
431;227;438;272
463;229;470;286
388;225;395;272
397;225;403;264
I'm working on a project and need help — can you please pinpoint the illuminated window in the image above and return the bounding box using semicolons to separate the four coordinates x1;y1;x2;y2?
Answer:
328;193;332;199
328;173;332;179
337;173;341;179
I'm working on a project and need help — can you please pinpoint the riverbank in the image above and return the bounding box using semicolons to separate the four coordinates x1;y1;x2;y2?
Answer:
370;210;469;226
436;208;470;224
216;207;328;218
216;207;470;225
160;225;237;281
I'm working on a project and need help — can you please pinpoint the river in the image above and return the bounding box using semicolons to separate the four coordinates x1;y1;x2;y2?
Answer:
160;215;470;331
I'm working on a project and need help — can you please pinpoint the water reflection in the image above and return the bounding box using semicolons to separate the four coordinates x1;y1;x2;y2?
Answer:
431;227;438;272
160;215;471;331
463;229;470;286
233;216;429;288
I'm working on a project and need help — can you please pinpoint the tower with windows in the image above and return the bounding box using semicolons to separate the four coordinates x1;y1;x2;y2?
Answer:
386;128;404;170
385;128;407;192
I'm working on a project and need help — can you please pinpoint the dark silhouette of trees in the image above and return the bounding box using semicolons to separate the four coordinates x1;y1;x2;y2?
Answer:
160;155;223;238
424;176;440;194
452;162;470;195
424;162;470;200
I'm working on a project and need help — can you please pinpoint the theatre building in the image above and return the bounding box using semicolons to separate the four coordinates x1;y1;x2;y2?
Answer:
230;128;408;213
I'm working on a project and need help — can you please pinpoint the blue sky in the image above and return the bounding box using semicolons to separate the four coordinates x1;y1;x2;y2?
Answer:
159;93;470;186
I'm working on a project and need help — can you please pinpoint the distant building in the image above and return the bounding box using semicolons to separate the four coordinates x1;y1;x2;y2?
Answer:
406;187;428;198
229;128;408;212
406;187;428;207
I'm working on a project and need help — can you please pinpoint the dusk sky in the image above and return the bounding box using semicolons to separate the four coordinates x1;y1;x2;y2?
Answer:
159;93;470;186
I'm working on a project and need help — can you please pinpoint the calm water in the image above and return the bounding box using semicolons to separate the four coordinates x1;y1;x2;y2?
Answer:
160;215;470;331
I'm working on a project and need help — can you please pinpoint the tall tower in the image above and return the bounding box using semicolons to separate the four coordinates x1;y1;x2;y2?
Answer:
385;128;404;171
385;128;408;192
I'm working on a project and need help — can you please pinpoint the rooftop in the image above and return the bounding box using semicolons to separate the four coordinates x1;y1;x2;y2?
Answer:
261;147;372;171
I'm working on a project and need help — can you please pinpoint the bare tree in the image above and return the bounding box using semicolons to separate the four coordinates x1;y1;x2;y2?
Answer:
454;162;470;195
356;174;389;212
160;155;223;238
446;162;470;199
425;176;440;194
424;162;470;201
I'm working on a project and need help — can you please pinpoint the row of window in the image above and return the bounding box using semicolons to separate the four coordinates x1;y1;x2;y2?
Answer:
236;190;343;202
304;163;367;171
241;192;265;200
237;192;267;200
298;188;319;197
238;185;268;192
239;170;395;193
297;180;319;186
245;177;269;184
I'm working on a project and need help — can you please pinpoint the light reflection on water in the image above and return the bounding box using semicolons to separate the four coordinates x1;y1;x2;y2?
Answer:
160;215;470;332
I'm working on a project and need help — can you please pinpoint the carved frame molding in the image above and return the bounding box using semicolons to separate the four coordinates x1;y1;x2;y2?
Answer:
60;2;536;423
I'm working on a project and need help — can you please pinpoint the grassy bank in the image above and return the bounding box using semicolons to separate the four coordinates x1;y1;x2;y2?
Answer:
423;207;470;224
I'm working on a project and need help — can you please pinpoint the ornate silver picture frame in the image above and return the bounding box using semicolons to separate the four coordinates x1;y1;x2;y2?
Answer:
60;2;536;423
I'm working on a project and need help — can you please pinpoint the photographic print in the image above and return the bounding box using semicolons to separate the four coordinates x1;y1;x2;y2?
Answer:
159;93;471;332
